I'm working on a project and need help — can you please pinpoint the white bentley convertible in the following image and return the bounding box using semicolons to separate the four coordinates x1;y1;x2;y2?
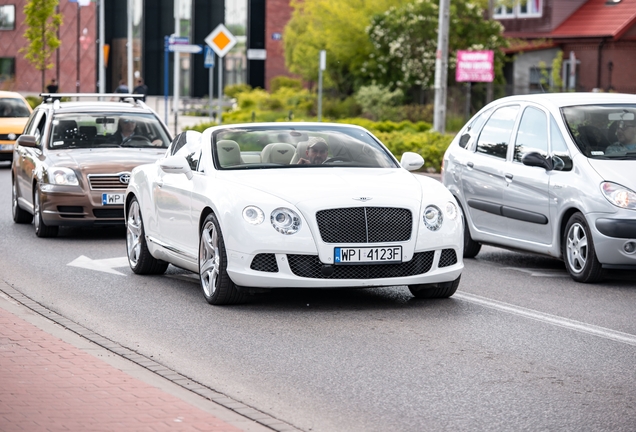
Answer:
125;123;463;305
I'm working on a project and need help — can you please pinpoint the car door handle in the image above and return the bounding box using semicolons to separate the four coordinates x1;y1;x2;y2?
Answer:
467;161;474;169
156;181;163;188
505;173;514;181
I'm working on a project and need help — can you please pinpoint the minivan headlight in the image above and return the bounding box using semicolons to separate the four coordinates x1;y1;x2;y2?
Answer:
45;167;79;186
601;182;636;210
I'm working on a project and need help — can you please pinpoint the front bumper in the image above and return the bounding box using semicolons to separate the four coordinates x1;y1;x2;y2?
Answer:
39;184;125;226
589;213;636;267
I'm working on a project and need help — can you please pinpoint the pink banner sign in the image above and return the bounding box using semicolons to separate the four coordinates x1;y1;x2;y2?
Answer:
456;50;494;83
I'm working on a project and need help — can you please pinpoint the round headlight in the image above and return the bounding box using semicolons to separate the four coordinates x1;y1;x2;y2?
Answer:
47;167;79;186
445;201;458;220
270;207;301;235
423;205;443;231
242;205;264;225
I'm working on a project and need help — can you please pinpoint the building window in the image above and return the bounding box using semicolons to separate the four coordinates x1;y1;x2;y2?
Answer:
0;5;15;31
529;66;552;93
0;58;15;86
494;0;542;19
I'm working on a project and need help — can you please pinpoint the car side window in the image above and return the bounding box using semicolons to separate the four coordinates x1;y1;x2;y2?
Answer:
476;105;519;159
458;108;493;150
173;130;202;171
33;112;47;145
513;106;548;163
550;116;573;171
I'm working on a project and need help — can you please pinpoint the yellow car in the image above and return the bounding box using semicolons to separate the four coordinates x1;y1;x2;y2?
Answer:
0;91;33;162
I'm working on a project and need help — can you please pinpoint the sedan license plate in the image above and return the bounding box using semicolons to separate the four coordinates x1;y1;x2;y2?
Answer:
0;144;14;151
334;246;402;264
102;193;125;205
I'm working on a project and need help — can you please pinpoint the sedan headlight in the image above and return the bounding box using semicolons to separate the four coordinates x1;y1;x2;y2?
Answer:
242;205;264;225
45;167;79;186
423;205;443;231
444;201;458;220
601;182;636;210
271;207;301;235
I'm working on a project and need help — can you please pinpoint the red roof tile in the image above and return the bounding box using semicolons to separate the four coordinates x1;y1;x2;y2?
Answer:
551;0;636;40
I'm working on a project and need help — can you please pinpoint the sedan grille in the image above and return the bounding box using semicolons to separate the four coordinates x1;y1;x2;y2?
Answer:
0;133;20;140
438;249;458;268
88;173;130;190
316;207;412;244
250;254;279;272
287;251;434;279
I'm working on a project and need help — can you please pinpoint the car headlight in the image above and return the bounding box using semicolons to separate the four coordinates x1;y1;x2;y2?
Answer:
444;201;458;220
271;207;301;235
601;182;636;210
46;167;79;186
242;205;264;225
423;205;443;231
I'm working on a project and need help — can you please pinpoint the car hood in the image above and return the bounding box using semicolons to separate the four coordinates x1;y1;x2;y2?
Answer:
587;159;636;189
223;168;425;206
47;148;166;173
0;117;29;134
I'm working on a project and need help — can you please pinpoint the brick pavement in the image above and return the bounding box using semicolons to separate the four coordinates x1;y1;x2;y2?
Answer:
0;292;281;432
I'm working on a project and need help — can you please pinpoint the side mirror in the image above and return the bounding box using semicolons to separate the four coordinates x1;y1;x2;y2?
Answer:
521;152;552;170
551;155;565;171
160;155;193;180
400;152;424;171
16;135;37;148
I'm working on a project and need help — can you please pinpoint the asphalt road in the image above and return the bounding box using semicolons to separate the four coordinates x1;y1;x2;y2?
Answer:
1;163;635;431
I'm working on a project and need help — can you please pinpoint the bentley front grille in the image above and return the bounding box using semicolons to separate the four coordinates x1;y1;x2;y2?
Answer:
316;207;412;244
250;254;279;273
287;251;434;279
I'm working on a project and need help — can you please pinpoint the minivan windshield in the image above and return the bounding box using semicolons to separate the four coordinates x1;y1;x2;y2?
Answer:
49;113;171;149
561;104;636;159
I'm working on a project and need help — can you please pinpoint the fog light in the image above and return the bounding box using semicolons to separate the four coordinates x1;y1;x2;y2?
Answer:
624;241;636;254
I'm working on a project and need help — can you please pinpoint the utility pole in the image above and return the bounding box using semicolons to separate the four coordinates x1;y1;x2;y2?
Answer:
433;0;450;133
486;0;494;103
317;50;326;122
127;0;133;92
98;0;105;94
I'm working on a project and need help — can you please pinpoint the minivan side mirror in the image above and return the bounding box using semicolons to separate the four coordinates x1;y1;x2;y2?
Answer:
160;155;193;179
16;135;37;148
521;152;552;170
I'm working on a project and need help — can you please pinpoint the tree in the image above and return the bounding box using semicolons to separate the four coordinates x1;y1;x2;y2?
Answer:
20;0;62;92
284;0;411;96
363;0;508;92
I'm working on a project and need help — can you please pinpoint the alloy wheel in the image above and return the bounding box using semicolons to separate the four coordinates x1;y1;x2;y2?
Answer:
126;200;142;267
565;222;588;274
199;221;220;298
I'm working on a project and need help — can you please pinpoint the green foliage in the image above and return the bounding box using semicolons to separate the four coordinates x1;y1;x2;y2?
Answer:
25;95;42;109
20;0;62;91
374;130;451;172
270;76;303;93
225;83;252;99
363;0;508;90
322;96;362;119
354;85;404;121
538;50;564;92
284;0;411;95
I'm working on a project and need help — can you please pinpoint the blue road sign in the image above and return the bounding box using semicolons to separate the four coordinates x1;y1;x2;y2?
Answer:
204;46;215;68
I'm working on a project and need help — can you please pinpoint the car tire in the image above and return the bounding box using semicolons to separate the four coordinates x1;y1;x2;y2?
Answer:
199;213;245;305
126;198;168;275
12;178;32;224
33;185;58;238
459;202;481;258
563;213;604;283
409;276;461;299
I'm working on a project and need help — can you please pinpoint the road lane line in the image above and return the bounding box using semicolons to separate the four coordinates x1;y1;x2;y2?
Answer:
455;292;636;347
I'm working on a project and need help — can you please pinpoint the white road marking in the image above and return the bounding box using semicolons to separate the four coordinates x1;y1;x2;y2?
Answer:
503;267;569;278
67;255;129;276
455;291;636;347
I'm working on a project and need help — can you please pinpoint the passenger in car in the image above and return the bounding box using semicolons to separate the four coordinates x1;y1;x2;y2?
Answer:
297;137;329;165
112;118;162;146
606;119;636;153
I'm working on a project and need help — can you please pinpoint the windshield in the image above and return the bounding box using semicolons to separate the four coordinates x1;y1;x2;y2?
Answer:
561;104;636;159
49;112;171;149
213;126;398;169
0;98;31;118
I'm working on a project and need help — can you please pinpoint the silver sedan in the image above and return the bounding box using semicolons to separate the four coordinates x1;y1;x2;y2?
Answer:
442;92;636;283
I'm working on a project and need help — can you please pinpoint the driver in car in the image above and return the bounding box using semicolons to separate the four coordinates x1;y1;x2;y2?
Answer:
113;118;162;146
297;138;329;165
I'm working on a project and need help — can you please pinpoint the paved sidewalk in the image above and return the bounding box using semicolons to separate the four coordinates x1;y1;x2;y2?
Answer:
0;288;283;432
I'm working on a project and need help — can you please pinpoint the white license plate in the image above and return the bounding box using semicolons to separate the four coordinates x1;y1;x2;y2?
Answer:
0;144;14;151
102;193;125;205
334;246;402;264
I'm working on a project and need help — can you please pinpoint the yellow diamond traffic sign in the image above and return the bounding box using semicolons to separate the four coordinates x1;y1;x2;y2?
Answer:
205;24;237;58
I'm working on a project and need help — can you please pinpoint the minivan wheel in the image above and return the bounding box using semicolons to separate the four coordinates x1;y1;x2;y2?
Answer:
12;179;32;224
199;213;245;305
33;186;58;238
563;213;604;283
459;203;481;258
